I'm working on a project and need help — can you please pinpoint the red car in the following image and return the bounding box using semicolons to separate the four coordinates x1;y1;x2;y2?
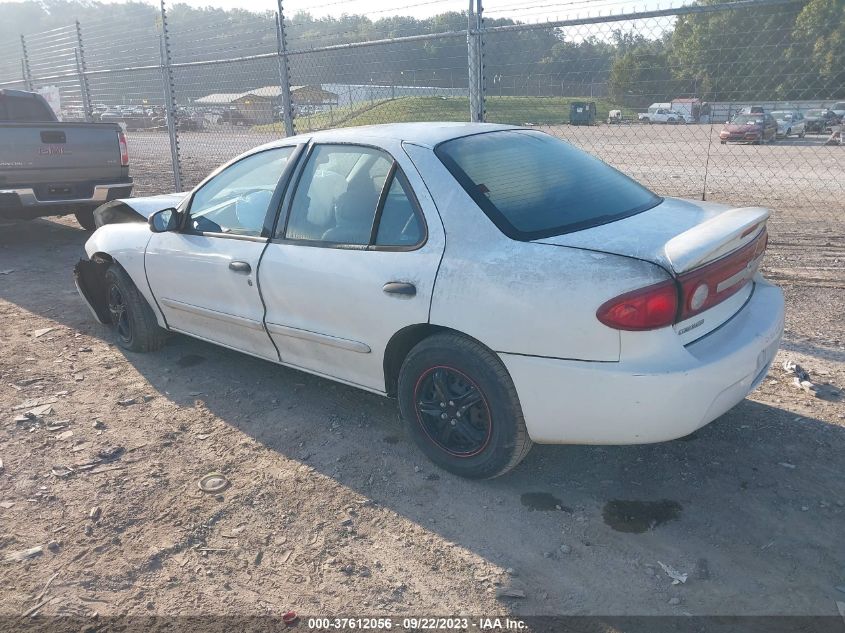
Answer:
720;113;778;144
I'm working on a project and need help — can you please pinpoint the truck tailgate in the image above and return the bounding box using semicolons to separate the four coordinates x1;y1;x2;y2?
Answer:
0;122;124;186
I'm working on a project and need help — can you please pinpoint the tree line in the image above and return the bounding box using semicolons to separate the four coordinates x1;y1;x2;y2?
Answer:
2;0;842;105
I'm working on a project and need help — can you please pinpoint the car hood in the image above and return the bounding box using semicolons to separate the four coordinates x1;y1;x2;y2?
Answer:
94;192;189;225
118;193;188;218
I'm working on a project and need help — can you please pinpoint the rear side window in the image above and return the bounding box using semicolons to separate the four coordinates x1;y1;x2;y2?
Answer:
0;94;55;122
435;130;661;240
282;144;426;249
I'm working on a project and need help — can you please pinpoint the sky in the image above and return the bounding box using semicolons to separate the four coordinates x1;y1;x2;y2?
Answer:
0;0;692;24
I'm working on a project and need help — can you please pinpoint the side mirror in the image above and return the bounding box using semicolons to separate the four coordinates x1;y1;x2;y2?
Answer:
149;207;179;233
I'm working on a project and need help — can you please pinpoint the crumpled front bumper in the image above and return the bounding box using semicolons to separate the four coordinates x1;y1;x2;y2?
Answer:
74;258;111;324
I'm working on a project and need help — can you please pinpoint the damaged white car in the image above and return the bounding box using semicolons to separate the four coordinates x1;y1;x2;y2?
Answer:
75;123;784;478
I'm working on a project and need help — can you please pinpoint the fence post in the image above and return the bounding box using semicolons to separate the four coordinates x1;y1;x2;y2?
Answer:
20;35;33;91
275;2;295;137
159;0;183;192
75;21;93;122
476;0;485;121
467;0;485;122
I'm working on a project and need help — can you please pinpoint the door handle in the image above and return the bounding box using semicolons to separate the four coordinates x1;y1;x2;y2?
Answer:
228;261;251;274
383;281;416;297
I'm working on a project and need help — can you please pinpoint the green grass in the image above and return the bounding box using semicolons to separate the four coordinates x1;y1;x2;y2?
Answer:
252;96;629;133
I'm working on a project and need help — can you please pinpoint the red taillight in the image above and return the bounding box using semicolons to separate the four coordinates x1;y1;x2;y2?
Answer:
596;280;678;331
677;229;767;321
117;131;129;166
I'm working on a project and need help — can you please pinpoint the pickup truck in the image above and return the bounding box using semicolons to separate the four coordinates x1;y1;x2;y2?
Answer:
0;89;133;230
638;108;689;124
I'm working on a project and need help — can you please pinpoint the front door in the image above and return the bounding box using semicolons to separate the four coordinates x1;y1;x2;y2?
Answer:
145;146;297;360
258;142;445;391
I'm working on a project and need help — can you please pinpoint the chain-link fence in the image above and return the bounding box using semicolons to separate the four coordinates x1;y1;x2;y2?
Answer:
2;0;843;281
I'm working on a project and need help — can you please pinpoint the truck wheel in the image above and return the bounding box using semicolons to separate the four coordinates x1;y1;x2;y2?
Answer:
74;208;97;231
398;333;532;479
104;265;167;353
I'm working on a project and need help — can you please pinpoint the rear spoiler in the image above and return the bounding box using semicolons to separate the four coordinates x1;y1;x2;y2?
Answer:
664;206;770;274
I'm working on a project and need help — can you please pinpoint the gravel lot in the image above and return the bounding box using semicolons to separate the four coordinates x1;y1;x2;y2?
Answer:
0;123;843;627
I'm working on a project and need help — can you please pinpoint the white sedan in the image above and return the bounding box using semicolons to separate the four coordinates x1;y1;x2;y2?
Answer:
75;123;784;478
771;110;806;139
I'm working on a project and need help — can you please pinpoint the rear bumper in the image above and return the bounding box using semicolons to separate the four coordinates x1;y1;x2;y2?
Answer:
501;277;785;444
0;182;133;217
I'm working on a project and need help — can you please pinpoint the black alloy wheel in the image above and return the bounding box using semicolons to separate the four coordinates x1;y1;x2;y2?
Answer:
414;366;492;457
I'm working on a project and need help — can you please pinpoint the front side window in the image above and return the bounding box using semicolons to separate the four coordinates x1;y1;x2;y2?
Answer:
283;145;424;248
187;146;295;237
435;130;661;240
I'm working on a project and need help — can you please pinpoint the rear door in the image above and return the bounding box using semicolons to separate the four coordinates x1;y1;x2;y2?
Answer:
258;141;444;392
145;145;298;360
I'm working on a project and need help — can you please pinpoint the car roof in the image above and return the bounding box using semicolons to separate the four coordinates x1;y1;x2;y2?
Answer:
269;122;520;150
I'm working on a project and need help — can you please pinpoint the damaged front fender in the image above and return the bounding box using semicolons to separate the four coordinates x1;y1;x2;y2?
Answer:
74;258;111;324
93;192;188;228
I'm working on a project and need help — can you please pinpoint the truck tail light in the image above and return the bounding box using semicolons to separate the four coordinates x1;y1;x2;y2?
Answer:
596;280;678;331
118;131;129;166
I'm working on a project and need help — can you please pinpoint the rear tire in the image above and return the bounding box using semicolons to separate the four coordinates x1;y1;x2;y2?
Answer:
398;333;532;479
74;208;96;231
104;265;167;353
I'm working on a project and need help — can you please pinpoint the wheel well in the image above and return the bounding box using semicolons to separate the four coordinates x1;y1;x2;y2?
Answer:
383;324;446;397
382;325;502;397
75;253;115;323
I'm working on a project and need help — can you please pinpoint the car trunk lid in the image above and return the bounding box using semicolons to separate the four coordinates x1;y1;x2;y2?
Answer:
535;197;770;343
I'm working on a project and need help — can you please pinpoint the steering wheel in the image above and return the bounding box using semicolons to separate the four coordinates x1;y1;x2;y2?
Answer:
235;189;273;231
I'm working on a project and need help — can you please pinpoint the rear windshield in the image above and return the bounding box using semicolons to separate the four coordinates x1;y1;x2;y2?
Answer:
434;129;661;240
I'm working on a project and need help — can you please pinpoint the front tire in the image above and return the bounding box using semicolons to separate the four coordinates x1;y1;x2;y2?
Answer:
104;265;167;353
74;208;96;231
398;333;532;479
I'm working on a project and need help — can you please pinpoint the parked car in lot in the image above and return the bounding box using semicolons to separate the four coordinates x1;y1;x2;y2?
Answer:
0;89;133;229
75;123;784;478
720;113;778;144
803;108;839;134
771;110;806;138
830;102;845;119
638;107;689;124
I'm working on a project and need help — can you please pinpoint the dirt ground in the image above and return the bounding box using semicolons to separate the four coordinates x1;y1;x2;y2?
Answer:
0;212;843;628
